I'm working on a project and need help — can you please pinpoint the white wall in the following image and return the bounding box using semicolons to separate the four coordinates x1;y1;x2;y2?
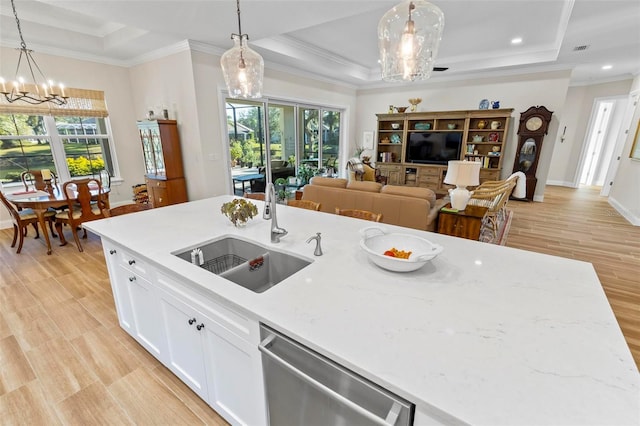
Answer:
609;76;640;225
547;80;633;187
129;48;208;201
355;70;572;201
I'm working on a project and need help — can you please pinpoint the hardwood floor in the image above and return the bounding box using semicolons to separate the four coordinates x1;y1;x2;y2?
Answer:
0;226;229;425
0;185;637;424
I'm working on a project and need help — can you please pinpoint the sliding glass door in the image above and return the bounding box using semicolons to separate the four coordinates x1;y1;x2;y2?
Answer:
299;107;341;173
226;98;342;195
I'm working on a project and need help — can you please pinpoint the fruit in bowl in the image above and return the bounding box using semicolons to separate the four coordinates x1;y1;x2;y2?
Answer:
360;227;443;272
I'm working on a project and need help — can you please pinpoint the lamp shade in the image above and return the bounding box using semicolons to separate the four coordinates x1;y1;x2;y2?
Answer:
378;0;445;82
221;34;264;99
444;161;481;187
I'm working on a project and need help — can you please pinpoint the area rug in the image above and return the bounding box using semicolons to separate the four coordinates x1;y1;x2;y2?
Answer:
479;210;513;245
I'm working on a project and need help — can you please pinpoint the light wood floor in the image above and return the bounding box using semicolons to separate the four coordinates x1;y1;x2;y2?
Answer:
0;185;638;424
0;226;229;425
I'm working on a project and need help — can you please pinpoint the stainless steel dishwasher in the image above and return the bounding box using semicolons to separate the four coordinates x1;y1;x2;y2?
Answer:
259;324;414;426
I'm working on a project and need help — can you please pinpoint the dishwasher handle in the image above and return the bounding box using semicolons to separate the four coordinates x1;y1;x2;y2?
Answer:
259;333;401;426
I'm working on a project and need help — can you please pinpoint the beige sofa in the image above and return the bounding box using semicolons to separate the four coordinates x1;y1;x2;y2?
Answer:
301;177;446;231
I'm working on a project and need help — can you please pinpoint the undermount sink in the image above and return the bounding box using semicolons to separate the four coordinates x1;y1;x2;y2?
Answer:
173;236;312;293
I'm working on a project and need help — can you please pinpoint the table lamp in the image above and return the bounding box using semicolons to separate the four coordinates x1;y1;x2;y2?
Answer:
444;160;481;210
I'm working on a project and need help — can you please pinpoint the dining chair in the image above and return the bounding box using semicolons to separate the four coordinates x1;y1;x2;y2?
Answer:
55;178;110;252
243;192;266;201
0;191;57;253
21;170;58;191
287;199;321;211
335;208;382;222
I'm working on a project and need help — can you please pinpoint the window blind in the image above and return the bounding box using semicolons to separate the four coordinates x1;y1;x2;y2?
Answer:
0;86;108;117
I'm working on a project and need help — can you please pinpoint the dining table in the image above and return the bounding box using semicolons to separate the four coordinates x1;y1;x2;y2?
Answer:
6;184;110;255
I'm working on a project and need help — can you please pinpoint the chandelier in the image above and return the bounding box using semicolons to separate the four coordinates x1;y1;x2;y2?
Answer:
0;0;68;105
378;0;445;82
220;0;264;99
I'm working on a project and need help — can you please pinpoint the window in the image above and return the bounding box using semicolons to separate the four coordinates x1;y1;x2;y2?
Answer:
0;87;115;188
0;114;115;187
226;98;343;195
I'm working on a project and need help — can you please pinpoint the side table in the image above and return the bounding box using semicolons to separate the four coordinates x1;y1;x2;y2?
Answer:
437;203;488;240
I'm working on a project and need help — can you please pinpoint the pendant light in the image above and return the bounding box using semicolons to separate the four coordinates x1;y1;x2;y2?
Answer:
220;0;264;99
378;0;444;82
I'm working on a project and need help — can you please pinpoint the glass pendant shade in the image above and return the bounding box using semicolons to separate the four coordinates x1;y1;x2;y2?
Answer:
378;0;445;82
221;34;264;99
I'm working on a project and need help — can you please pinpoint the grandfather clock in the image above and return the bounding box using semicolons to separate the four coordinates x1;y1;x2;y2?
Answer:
512;106;553;200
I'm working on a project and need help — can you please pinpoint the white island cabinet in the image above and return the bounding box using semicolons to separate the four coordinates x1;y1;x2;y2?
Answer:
86;195;639;426
101;241;267;426
103;242;166;359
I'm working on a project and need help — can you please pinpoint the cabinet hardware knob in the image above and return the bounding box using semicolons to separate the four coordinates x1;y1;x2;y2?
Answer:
128;259;136;265
157;182;161;186
158;198;163;203
188;318;196;325
196;324;205;331
128;276;136;282
109;249;116;255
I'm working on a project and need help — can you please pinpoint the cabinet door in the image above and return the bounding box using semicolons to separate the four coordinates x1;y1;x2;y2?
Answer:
104;246;135;334
159;292;209;400
118;266;166;358
388;168;402;185
203;321;266;426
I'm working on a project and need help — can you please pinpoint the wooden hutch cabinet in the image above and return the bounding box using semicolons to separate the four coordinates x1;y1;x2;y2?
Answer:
376;108;513;195
138;119;188;208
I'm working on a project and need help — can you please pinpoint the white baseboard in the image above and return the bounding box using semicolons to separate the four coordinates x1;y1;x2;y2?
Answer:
608;196;640;226
546;179;577;188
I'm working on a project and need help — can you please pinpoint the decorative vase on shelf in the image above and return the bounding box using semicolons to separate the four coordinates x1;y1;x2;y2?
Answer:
408;97;422;112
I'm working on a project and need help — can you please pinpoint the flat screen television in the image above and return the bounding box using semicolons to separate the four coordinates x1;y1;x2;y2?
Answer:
405;132;463;165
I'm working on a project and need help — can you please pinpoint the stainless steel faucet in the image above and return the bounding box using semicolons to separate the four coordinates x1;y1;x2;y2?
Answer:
263;183;288;243
306;232;323;256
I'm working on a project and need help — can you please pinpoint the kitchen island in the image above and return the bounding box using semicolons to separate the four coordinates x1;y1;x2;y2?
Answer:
85;195;639;425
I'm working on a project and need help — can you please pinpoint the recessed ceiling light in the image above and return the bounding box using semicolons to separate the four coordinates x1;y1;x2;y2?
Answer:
511;37;523;45
602;65;613;70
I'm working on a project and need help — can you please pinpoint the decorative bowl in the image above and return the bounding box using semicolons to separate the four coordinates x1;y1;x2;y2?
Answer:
359;227;443;272
415;122;431;130
395;106;408;113
391;123;401;129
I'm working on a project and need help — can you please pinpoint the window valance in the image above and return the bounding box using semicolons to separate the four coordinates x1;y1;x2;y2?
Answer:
0;86;108;117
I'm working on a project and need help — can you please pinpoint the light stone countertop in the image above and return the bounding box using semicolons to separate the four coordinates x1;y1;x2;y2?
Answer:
85;195;640;425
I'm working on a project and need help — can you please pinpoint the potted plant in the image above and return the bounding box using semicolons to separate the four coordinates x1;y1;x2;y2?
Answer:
274;177;288;202
220;199;258;227
296;163;318;185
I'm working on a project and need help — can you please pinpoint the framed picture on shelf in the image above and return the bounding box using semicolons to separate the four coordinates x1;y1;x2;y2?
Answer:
363;131;374;150
630;119;640;161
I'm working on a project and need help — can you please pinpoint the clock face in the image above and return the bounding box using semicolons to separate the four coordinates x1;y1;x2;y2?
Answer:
525;116;543;131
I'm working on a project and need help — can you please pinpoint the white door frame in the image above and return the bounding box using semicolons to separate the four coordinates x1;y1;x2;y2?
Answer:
574;95;627;191
600;90;640;196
